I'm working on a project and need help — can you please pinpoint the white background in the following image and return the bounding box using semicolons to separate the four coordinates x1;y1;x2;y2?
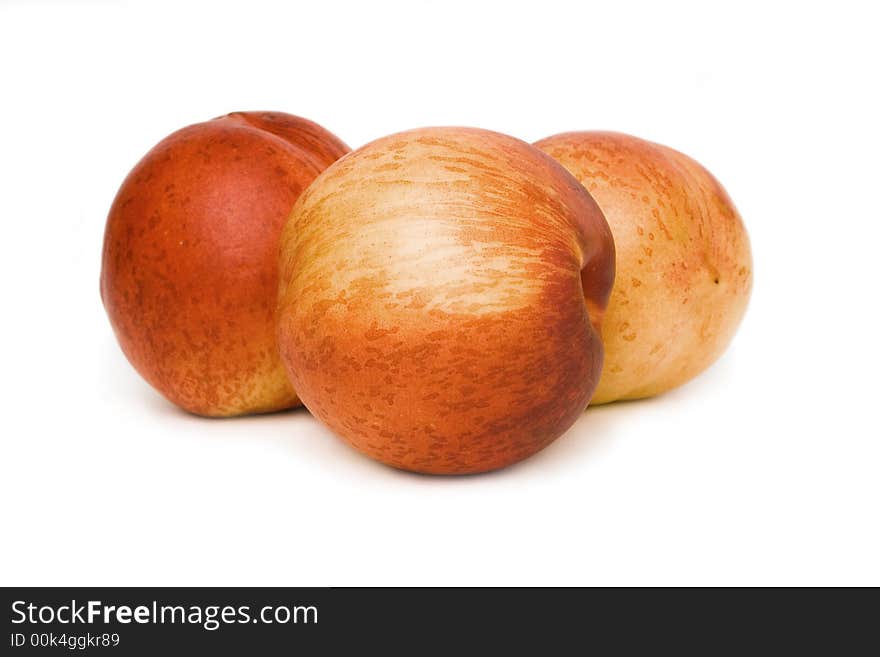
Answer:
1;0;878;586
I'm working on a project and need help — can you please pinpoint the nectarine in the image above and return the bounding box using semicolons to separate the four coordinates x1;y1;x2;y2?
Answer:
101;111;349;416
277;127;614;474
535;131;752;403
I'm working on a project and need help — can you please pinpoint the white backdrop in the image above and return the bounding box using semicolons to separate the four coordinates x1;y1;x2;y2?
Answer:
1;0;877;586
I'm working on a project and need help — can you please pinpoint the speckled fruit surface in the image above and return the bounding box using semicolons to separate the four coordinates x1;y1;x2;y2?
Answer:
277;127;615;474
535;131;752;404
101;112;349;416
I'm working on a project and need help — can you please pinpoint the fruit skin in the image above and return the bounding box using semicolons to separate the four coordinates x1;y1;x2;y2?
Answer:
101;111;349;416
277;127;614;474
534;131;753;404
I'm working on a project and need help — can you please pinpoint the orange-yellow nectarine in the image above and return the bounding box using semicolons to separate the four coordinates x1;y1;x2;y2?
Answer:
277;127;614;474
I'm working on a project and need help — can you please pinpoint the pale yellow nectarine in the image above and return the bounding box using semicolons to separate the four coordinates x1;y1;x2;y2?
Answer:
535;131;752;403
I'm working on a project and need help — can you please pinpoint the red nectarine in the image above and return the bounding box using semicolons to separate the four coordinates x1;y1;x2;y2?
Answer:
101;111;349;416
